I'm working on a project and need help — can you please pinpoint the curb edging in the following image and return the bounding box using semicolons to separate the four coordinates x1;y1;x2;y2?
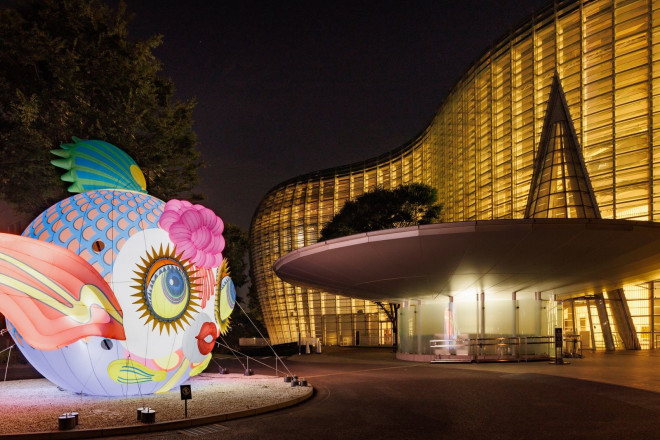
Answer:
0;387;313;440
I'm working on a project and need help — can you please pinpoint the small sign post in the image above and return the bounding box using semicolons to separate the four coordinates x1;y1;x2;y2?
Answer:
180;384;192;418
553;327;565;365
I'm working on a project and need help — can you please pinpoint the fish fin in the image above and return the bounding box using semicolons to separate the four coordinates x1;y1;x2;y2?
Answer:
0;233;125;350
108;359;166;384
190;354;212;376
51;138;147;193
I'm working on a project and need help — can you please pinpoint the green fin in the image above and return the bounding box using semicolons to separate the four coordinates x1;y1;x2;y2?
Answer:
52;138;148;194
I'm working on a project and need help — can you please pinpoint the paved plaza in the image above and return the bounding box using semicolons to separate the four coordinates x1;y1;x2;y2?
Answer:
102;347;660;440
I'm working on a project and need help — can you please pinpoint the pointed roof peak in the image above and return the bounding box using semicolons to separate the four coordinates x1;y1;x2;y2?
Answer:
524;73;600;219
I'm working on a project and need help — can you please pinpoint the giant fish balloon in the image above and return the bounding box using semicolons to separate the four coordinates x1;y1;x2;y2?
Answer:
0;138;236;396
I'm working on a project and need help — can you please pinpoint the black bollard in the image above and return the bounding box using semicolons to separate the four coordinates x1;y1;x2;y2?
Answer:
58;414;76;430
141;408;156;424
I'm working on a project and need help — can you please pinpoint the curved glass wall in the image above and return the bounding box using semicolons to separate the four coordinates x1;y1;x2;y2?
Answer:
250;0;660;349
249;132;437;345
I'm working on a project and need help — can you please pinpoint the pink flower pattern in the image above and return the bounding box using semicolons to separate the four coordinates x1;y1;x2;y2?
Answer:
159;200;225;268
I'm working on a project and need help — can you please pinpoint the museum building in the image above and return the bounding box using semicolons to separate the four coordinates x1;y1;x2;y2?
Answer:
250;0;660;355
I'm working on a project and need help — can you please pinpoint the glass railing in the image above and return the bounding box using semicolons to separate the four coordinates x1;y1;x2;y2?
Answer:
562;334;582;358
429;336;556;363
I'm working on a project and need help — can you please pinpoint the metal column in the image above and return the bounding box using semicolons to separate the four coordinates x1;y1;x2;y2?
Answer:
476;293;480;339
594;293;615;351
480;292;485;337
607;289;640;350
512;292;518;336
650;282;655;350
534;292;542;336
570;298;577;336
585;298;596;351
416;299;422;354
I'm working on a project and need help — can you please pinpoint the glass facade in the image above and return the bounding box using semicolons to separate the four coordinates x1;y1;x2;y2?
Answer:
527;121;599;217
249;137;435;345
524;74;602;219
250;0;660;349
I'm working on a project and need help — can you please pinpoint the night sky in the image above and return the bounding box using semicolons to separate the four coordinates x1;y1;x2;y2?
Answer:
16;1;554;229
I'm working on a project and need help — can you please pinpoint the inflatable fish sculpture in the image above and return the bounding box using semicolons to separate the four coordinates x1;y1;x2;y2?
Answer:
0;138;236;396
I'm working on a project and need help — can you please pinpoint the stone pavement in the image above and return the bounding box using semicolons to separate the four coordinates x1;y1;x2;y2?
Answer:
450;349;660;394
106;347;660;440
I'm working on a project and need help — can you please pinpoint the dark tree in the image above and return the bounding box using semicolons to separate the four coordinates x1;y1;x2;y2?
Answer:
244;267;266;331
219;224;268;348
319;183;443;241
0;0;200;216
220;275;268;349
223;223;249;288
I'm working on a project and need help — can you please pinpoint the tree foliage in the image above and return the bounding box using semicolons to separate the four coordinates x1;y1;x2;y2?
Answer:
0;0;200;217
219;276;268;349
245;267;266;331
319;183;443;241
222;223;249;288
220;223;268;347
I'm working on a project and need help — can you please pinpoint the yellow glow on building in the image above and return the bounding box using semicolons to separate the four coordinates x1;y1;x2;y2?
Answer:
250;0;660;348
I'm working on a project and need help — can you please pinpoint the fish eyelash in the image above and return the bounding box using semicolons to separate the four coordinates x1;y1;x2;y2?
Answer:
130;244;201;335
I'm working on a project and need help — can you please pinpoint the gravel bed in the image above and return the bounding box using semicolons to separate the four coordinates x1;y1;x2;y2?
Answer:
0;373;310;434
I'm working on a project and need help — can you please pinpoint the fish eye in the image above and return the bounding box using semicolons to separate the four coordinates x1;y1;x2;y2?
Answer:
214;259;235;335
217;276;236;323
92;240;105;252
147;262;189;320
132;245;199;334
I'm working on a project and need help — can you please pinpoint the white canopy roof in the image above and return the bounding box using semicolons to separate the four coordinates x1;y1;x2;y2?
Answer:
274;219;660;301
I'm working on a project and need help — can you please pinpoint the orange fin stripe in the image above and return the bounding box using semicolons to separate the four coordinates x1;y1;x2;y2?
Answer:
0;233;125;350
